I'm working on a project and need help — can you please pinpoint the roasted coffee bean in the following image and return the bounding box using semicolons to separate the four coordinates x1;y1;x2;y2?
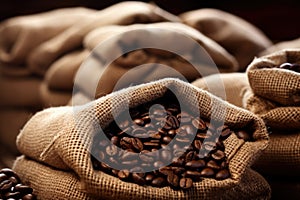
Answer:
212;150;225;161
167;172;180;188
90;93;245;190
192;117;207;131
215;169;230;180
179;177;193;189
0;180;13;191
5;191;21;199
22;194;35;200
118;170;130;180
0;174;8;182
206;160;220;170
236;130;250;141
151;177;166;187
200;168;215;177
185;160;205;169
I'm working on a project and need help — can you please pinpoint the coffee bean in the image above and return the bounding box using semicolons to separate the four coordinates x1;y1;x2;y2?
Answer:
22;194;35;200
132;173;146;185
14;184;33;194
131;138;143;152
220;126;232;140
149;132;161;140
179;177;193;189
167;172;180;188
154;161;165;168
236;130;250;141
185;160;205;169
200;168;215;177
185;151;197;162
134;119;144;126
212;150;225;161
193;140;202;150
192;117;207;131
0;174;8;182
106;145;118;156
145;174;154;183
177;111;192;123
215;169;230;180
118;170;130;180
206;160;220;170
5;191;21;199
162;136;172;144
161;149;172;162
151;177;166;187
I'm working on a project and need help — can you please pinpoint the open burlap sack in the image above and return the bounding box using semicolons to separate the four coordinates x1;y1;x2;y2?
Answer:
16;78;268;199
27;1;180;76
81;22;238;98
0;7;96;65
246;49;300;130
45;50;89;91
180;8;272;71
0;75;42;108
13;156;271;200
259;37;300;56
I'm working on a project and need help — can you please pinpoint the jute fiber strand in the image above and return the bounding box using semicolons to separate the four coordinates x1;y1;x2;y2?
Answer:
252;130;300;177
16;78;269;199
246;49;300;130
13;156;271;200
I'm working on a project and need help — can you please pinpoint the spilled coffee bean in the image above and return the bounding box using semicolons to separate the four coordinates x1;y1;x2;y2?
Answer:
91;90;253;190
0;168;35;200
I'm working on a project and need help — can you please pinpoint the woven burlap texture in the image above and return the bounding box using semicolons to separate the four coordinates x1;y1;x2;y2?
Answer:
246;49;300;130
252;130;300;177
16;78;269;199
13;156;271;200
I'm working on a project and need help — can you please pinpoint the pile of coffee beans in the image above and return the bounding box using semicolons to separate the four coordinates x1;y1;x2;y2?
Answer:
0;168;35;200
278;62;300;73
91;91;252;190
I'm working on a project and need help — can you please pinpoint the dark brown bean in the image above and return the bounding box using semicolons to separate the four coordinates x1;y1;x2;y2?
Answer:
0;173;8;182
0;180;13;191
118;170;130;180
185;160;205;169
212;150;225;161
14;184;33;194
22;194;35;200
134;118;144;126
167;172;180;188
179;177;193;189
206;160;221;170
236;130;250;141
151;177;166;187
192;117;207;131
106;145;118;156
132;173;146;185
215;169;230;180
200;168;215;177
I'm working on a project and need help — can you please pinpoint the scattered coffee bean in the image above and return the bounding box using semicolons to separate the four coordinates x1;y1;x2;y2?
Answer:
0;168;35;200
91;91;254;190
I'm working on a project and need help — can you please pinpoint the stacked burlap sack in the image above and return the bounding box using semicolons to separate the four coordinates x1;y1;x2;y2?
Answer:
13;78;270;199
0;1;181;163
192;49;300;198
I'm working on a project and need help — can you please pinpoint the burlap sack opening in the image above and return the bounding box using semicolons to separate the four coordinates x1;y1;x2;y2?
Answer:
13;156;271;200
16;78;268;199
246;49;300;106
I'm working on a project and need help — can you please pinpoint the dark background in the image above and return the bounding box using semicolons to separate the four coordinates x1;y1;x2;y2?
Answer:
0;0;300;42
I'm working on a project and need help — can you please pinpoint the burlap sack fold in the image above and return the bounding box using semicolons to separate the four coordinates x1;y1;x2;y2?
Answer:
180;8;272;70
27;1;180;76
81;22;238;98
0;75;42;108
13;156;271;200
0;7;96;65
246;49;300;130
16;78;268;199
259;37;300;56
45;50;89;91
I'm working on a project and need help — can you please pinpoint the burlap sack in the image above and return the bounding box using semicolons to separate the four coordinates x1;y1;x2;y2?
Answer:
191;73;251;108
39;82;72;107
246;49;300;130
0;7;96;65
259;37;300;56
27;1;180;76
13;156;271;200
252;130;300;177
0;63;31;77
192;72;300;177
82;22;238;98
180;8;272;70
16;78;269;199
0;75;42;108
45;50;89;91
